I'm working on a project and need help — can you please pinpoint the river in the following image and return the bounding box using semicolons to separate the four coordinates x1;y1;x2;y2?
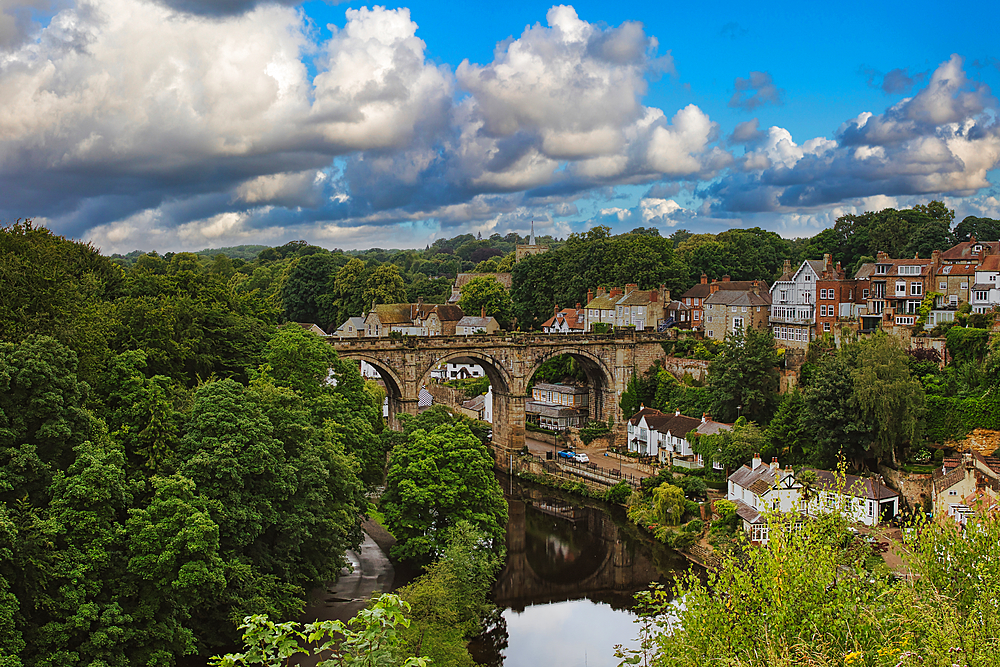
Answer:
301;474;691;667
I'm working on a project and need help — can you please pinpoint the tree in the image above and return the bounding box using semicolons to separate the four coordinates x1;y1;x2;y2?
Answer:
851;333;925;465
803;353;873;468
320;257;368;331
707;326;779;424
280;252;342;324
764;390;813;464
363;264;407;309
653;484;686;526
693;417;766;475
381;422;507;563
951;215;1000;243
458;276;512;328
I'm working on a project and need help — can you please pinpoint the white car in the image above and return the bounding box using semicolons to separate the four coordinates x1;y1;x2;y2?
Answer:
574;452;590;464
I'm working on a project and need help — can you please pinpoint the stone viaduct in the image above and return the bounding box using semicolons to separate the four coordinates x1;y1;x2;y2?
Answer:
330;331;674;465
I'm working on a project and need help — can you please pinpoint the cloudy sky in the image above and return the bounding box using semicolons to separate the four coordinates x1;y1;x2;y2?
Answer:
2;0;999;253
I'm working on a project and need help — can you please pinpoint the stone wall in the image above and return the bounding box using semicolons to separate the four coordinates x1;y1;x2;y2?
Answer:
879;465;934;512
425;382;467;409
660;356;710;381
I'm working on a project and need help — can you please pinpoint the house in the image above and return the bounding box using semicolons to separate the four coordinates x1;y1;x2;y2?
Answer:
583;288;619;330
332;316;366;338
932;451;1000;523
726;456;900;541
515;220;549;263
853;251;941;332
703;278;771;340
448;272;513;304
769;258;824;348
938;236;999;265
582;284;675;331
679;274;712;330
455;311;501;335
296;322;328;336
431;362;486;380
814;256;860;336
626;407;732;466
525;382;589;430
542;304;586;333
364;300;465;337
460;393;488;421
971;255;1000;313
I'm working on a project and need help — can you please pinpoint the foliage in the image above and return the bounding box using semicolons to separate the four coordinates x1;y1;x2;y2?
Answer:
603;482;632;505
381;422;507;563
707;325;779;424
763;390;813;464
651;370;712;417
530;354;588;385
579;419;612;445
653;484;686;526
362;264;407;310
209;594;429;667
851;333;925;464
946;327;991;364
458;276;512;328
802;352;874;468
692;417;765;474
620;506;1000;667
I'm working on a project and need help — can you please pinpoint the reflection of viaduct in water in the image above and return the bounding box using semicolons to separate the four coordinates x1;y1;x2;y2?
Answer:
495;494;668;611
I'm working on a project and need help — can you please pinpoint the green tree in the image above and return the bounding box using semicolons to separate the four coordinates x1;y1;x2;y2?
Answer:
693;417;765;475
381;422;507;563
458;276;512;328
653;484;686;526
951;215;1000;243
803;353;873;468
851;333;925;465
280;252;343;324
707;326;779;424
764;390;813;464
363;264;407;309
320;257;368;331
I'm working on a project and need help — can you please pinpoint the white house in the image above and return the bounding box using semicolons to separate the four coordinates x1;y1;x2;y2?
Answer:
626;407;732;466
727;457;900;541
431;362;486;381
541;305;586;333
971;255;1000;313
769;258;822;347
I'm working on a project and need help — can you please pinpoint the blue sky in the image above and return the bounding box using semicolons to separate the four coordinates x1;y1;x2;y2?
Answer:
1;0;998;252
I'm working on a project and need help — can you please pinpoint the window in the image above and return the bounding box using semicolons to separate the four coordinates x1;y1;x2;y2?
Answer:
961;282;968;290
895;281;907;296
731;306;737;313
911;283;922;296
949;295;958;306
824;322;831;332
939;282;947;290
872;301;884;314
733;317;744;332
780;290;787;302
805;275;812;281
742;306;747;312
819;288;826;299
820;305;826;317
694;311;700;321
896;316;915;325
707;315;712;322
707;329;714;337
875;264;888;275
685;298;691;306
899;265;921;275
975;291;989;301
863;289;869;299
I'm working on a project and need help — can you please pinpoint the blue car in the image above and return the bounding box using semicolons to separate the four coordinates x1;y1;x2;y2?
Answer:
557;450;576;459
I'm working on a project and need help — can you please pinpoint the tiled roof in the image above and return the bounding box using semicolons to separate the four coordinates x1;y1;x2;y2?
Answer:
644;413;704;437
805;259;825;276
681;283;713;299
541;308;586;330
729;462;780;491
938;264;978;276
716;280;766;291
617;290;657;306
665;300;690;311
980;255;1000;271
940;241;1000;262
628;407;665;426
732;499;764;525
462;394;486;411
525;401;586;417
695;420;732;436
433;305;466;322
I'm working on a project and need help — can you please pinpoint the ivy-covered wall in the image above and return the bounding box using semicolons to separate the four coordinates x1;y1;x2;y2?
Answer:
924;388;1000;443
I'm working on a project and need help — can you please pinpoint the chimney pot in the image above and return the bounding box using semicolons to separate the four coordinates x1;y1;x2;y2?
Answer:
722;275;731;282
752;453;762;469
576;303;581;310
675;409;680;417
770;457;779;471
700;273;708;285
481;306;485;318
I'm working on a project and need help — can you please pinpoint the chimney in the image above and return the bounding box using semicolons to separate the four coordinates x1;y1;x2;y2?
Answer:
650;289;658;302
700;273;708;285
418;296;423;311
587;288;593;302
931;249;941;274
721;275;731;282
575;302;581;310
554;304;559;316
824;253;833;275
701;412;708;424
835;261;842;275
770;457;779;471
481;306;485;318
709;281;720;294
970;234;977;243
625;283;638;294
752;453;762;469
782;259;791;276
662;286;671;302
610;287;623;298
675;409;681;417
876;251;889;262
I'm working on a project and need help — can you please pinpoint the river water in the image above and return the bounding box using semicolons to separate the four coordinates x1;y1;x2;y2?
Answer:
468;474;691;667
301;474;690;667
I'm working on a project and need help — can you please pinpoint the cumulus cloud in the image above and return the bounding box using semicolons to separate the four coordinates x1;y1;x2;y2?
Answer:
711;55;1000;215
728;118;766;146
729;71;783;111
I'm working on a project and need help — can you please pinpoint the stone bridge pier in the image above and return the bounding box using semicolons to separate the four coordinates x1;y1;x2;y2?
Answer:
331;331;673;469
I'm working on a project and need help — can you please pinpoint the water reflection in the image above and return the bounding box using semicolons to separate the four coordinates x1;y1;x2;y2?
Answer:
472;475;690;666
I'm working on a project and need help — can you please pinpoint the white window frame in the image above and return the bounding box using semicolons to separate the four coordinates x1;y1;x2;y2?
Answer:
911;283;922;296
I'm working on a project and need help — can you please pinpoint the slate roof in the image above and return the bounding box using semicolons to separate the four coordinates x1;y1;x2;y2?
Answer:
617;289;658;306
373;304;416;324
643;413;703;438
462;394;486;411
628;407;665;426
456;315;495;329
854;259;931;279
704;290;772;307
729;462;783;493
525;402;586;417
534;382;589;394
432;305;466;322
806;468;898;501
680;283;713;299
732;499;764;525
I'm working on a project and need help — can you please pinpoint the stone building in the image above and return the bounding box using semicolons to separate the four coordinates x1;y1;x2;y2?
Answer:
364;300;465;337
515;221;549;263
703;278;771;340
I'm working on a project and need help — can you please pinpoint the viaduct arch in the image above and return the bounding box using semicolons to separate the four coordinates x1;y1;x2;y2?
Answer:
332;331;674;466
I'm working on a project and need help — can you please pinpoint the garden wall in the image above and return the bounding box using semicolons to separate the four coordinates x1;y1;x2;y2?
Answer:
879;465;933;512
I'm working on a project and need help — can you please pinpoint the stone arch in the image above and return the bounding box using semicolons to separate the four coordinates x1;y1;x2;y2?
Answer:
336;352;411;429
417;349;514;394
523;347;617;425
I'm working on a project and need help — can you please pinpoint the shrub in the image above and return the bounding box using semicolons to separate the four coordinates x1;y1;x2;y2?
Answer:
684;519;704;533
603;482;632;505
671;531;697;549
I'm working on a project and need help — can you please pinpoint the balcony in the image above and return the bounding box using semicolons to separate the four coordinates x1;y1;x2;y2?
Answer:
768;304;815;325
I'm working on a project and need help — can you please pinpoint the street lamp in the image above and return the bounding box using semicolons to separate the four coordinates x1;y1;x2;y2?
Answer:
737;404;742;420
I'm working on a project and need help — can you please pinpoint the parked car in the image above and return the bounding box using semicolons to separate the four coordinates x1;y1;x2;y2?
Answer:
557;450;576;459
574;452;590;463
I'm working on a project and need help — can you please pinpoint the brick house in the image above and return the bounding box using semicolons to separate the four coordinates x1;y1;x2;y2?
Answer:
679;273;712;330
703;278;771;340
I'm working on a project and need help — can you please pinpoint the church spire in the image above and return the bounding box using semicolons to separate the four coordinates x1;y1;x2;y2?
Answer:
530;219;535;245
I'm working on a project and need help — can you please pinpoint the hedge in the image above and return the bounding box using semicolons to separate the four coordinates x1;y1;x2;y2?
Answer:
924;388;1000;443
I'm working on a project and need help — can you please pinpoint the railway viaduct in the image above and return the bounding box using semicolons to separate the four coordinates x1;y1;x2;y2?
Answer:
330;331;674;465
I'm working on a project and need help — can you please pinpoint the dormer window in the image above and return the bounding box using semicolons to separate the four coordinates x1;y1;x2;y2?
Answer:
875;265;888;275
974;245;983;253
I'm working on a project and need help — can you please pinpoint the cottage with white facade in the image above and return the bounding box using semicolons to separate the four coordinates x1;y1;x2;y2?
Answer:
626;407;732;466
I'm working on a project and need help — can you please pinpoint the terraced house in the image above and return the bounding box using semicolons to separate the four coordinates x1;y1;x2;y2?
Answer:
702;277;770;340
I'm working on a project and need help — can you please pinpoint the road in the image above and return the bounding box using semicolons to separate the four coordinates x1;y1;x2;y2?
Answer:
524;435;653;480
